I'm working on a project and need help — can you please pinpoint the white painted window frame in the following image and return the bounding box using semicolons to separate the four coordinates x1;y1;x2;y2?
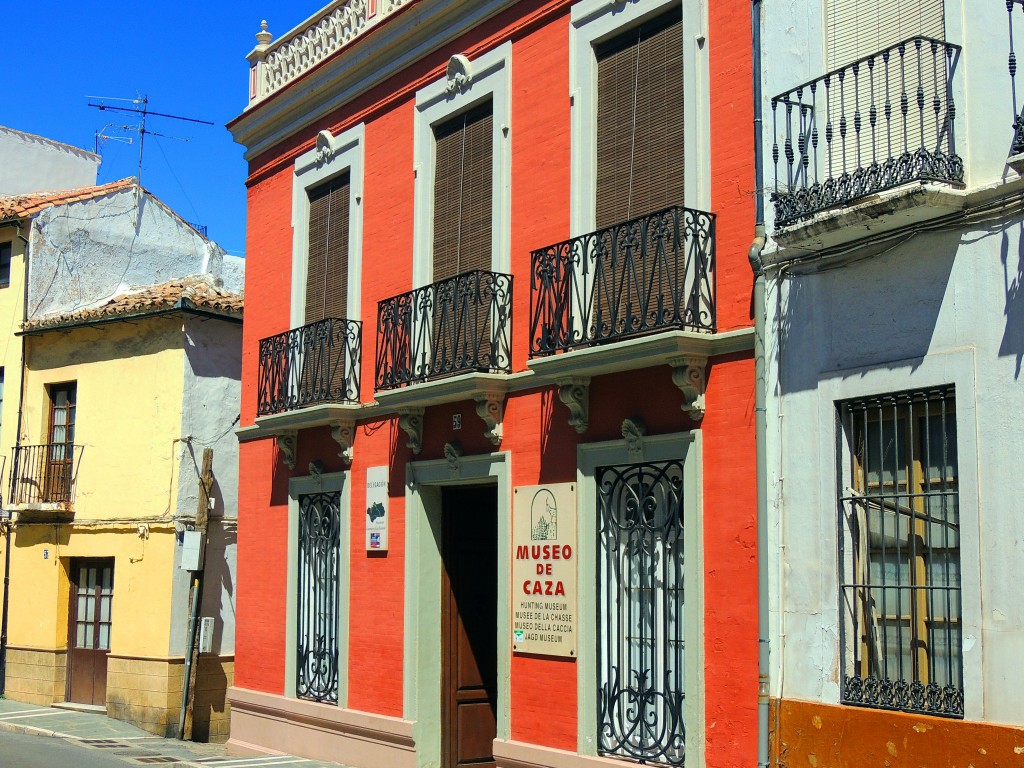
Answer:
402;451;511;768
290;123;366;330
569;0;709;238
411;42;512;288
817;348;982;720
284;470;352;707
576;431;705;766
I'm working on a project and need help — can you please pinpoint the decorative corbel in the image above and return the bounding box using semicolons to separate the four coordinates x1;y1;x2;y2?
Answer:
444;441;463;475
622;418;647;458
330;419;356;466
398;409;424;455
445;54;473;94
669;355;708;420
556;376;590;434
315;129;335;164
474;393;504;446
276;431;297;470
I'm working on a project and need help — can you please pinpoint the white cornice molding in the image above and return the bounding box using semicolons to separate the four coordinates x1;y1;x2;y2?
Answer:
230;0;518;162
239;330;755;440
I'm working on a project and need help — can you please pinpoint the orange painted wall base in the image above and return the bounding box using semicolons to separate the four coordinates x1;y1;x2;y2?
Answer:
772;698;1024;768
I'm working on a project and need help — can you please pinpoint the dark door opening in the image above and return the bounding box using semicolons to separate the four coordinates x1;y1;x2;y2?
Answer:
441;486;498;768
67;558;114;707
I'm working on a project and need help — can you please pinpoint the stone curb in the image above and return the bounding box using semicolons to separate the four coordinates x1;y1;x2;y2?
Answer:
0;718;212;767
0;719;62;738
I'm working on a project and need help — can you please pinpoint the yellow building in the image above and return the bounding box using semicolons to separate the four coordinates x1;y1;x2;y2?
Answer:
0;181;243;742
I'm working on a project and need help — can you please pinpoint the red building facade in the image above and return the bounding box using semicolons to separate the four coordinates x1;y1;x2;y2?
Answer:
228;1;758;766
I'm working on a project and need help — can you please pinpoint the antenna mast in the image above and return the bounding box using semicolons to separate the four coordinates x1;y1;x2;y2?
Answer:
87;95;214;187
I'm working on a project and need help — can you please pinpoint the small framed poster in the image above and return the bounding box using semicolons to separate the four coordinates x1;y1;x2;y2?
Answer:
365;465;389;552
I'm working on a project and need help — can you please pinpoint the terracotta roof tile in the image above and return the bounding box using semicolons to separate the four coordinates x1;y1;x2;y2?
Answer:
0;178;136;220
22;276;244;332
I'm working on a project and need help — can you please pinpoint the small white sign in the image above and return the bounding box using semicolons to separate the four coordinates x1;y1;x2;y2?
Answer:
365;465;389;552
512;482;577;657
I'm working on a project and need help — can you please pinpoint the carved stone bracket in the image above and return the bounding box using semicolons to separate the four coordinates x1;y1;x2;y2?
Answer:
556;377;590;434
622;418;647;458
474;393;504;446
445;54;473;93
315;129;336;164
398;409;424;455
331;419;356;465
276;431;297;470
444;441;463;475
669;355;708;420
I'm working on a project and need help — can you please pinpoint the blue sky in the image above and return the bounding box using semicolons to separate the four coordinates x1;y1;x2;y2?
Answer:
6;2;327;258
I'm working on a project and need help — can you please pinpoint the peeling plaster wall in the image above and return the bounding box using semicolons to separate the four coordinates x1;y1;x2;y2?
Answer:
761;0;1024;752
168;315;241;658
0;127;99;195
27;188;233;319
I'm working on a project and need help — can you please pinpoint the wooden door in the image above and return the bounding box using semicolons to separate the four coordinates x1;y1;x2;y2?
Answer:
441;487;498;768
67;558;114;706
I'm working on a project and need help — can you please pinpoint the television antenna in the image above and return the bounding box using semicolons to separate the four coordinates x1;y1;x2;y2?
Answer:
87;94;213;187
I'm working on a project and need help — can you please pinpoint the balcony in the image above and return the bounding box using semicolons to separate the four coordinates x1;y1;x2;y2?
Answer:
9;443;80;507
375;270;513;391
529;204;716;357
257;317;362;416
770;37;963;229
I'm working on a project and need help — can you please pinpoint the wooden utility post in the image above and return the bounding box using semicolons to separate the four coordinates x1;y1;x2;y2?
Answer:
181;448;213;741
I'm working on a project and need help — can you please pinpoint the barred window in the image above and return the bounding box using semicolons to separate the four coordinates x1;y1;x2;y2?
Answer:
296;491;341;704
597;460;686;765
838;386;963;717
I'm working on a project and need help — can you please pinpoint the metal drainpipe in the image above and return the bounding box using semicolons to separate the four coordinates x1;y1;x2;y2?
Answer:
749;0;771;766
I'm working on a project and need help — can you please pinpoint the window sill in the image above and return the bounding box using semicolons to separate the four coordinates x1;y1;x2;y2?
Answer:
770;182;965;256
527;327;753;381
4;503;74;523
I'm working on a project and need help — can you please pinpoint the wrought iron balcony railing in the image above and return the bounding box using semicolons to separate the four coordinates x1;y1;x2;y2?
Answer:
1008;1;1024;154
529;204;716;357
375;269;513;390
257;317;362;416
771;37;963;227
10;443;81;506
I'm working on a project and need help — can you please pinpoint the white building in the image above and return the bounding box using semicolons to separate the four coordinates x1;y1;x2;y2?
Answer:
0;126;100;195
758;0;1024;762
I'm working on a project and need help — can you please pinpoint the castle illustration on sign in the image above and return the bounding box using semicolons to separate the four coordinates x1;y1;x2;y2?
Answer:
531;488;557;541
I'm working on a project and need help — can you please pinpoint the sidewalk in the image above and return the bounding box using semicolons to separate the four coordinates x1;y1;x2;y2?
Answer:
0;696;347;768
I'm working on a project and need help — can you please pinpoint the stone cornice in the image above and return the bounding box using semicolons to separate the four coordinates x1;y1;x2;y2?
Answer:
229;0;518;162
237;328;755;443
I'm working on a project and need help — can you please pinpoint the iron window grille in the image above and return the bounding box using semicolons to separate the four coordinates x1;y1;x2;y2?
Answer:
596;460;686;765
296;491;342;704
837;386;963;718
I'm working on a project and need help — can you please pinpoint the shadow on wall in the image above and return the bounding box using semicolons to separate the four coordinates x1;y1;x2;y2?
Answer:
777;231;960;395
199;520;237;653
999;220;1024;378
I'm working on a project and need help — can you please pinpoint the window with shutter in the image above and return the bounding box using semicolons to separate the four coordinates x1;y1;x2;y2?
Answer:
305;172;351;324
824;0;947;176
591;8;684;339
826;0;945;70
595;7;683;229
432;101;494;282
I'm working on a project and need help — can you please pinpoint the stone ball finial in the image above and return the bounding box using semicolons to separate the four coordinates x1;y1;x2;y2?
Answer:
256;20;272;45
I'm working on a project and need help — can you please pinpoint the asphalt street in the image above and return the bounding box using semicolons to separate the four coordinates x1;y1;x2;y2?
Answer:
0;729;149;767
